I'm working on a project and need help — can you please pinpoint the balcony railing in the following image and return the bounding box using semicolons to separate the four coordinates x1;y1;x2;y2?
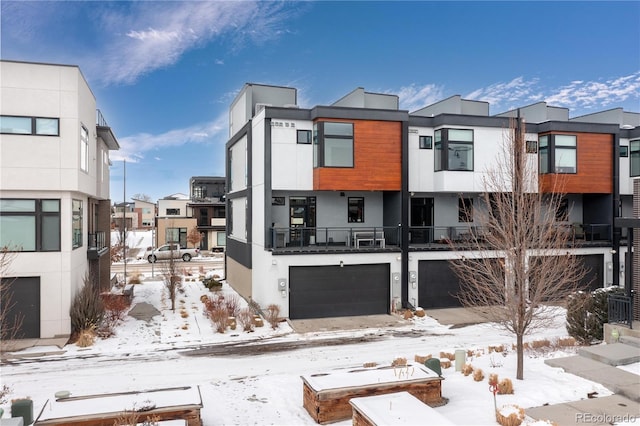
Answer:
88;231;108;259
608;292;634;329
409;223;611;248
271;226;400;251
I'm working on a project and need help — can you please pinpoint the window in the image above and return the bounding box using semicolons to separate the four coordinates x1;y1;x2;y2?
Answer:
556;198;569;221
217;232;226;247
166;208;180;215
313;121;354;167
620;146;629;158
80;126;89;172
0;115;59;136
348;197;364;223
538;134;577;174
631;140;640;177
419;135;433;149
434;129;473;171
166;227;187;247
72;199;83;249
458;198;473;223
297;130;312;144
0;199;60;252
213;205;225;218
526;140;538;154
192;186;207;199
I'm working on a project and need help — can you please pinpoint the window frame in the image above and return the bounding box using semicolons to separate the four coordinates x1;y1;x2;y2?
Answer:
434;128;474;171
419;135;433;149
80;125;89;173
0;199;61;252
297;129;312;144
72;199;83;249
313;121;354;168
630;140;640;177
526;140;538;154
620;145;629;158
0;115;60;136
538;133;577;174
347;197;365;223
166;208;180;216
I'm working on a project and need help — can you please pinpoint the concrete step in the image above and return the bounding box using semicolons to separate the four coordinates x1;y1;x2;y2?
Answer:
620;335;640;348
578;342;640;366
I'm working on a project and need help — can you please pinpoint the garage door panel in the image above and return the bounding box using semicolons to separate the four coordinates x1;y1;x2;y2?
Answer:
418;260;462;309
290;264;389;319
1;276;40;338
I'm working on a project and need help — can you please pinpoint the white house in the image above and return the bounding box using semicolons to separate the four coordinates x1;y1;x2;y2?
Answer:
0;60;119;339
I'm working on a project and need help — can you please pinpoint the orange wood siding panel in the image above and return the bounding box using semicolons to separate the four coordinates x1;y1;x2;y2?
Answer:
540;132;613;194
314;119;402;191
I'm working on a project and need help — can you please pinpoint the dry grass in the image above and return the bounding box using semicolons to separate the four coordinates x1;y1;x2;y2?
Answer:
76;327;97;348
237;308;255;332
498;378;514;394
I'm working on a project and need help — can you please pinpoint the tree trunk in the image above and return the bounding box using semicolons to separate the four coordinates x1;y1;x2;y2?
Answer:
516;332;524;380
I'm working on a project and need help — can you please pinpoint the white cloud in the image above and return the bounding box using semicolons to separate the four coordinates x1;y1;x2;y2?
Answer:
465;77;540;109
91;2;295;85
111;113;227;163
395;84;446;112
544;72;640;109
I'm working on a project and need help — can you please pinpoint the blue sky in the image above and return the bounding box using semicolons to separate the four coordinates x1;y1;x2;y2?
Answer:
2;1;639;203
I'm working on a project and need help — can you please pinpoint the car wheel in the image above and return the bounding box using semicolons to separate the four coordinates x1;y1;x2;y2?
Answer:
182;253;191;262
148;255;157;263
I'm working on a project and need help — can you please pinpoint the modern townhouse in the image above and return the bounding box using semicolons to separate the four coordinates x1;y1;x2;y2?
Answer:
225;83;640;322
133;198;156;230
188;176;226;252
0;60;119;339
155;193;195;248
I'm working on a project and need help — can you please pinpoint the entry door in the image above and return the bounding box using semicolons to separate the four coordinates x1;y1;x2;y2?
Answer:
1;277;40;338
289;197;316;246
411;198;433;243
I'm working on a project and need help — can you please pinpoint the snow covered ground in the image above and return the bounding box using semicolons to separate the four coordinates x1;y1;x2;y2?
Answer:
1;265;629;425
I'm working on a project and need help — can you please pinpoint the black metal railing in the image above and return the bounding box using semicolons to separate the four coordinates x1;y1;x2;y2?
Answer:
608;292;634;329
271;226;400;250
96;109;109;127
88;231;107;251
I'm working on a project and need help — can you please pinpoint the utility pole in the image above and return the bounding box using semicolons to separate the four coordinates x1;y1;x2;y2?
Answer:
123;159;127;290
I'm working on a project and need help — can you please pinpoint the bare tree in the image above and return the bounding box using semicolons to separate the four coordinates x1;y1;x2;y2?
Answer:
162;244;181;311
450;117;586;380
131;193;153;203
0;247;24;345
186;227;202;249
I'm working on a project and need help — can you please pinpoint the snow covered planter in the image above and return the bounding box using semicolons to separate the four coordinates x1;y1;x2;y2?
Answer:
496;404;525;426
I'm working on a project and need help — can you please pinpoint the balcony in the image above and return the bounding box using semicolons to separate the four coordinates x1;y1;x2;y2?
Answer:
87;231;108;259
270;226;401;254
409;223;611;251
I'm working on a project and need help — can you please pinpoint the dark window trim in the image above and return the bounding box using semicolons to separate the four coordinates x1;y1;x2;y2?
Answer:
166;208;181;215
526;140;538;154
539;133;577;174
0;198;61;252
348;197;365;223
0;115;60;136
297;129;312;144
313;121;354;168
620;145;629;158
419;135;433;149
434;128;474;172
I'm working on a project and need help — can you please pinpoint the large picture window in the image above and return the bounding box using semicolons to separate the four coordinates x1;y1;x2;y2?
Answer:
72;199;83;249
0;115;59;136
538;134;577;174
434;129;473;171
0;199;60;252
166;227;187;248
313;121;354;168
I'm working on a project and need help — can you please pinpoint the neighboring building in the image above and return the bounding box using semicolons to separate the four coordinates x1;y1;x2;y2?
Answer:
0;60;119;339
132;198;156;229
111;201;137;230
225;83;640;320
156;193;196;248
188;176;226;251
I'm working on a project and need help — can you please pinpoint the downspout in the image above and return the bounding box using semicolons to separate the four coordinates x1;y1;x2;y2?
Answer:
401;120;410;309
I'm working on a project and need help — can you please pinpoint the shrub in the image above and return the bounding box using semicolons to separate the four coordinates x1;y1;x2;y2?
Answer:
76;327;97;347
566;286;625;344
264;304;281;329
70;276;104;335
237;308;255;332
225;294;241;318
99;293;130;337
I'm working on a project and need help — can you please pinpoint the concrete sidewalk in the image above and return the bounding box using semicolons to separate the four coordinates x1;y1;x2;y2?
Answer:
525;342;640;424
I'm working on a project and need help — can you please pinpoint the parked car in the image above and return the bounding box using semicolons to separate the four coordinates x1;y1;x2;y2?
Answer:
146;244;200;263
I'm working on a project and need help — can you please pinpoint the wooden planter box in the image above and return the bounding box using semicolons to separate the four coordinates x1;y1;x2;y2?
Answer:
34;386;202;426
350;392;454;426
301;365;444;424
